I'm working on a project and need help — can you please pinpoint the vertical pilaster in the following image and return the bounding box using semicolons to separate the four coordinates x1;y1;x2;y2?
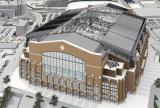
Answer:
46;75;48;88
40;64;43;86
26;60;29;80
29;61;31;84
71;80;73;95
65;79;67;94
92;75;94;102
34;63;37;86
20;59;22;78
52;77;54;90
58;77;61;91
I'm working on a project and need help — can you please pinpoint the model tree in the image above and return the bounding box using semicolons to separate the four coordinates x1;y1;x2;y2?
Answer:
154;95;158;108
49;95;58;106
4;86;11;96
3;75;10;84
35;92;43;100
33;92;44;108
154;78;160;88
33;100;41;108
0;86;11;108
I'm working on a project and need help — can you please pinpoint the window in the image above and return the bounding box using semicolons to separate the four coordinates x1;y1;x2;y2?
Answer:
54;77;59;85
42;52;85;81
60;79;65;86
66;80;71;88
80;83;85;92
155;51;160;63
73;81;78;89
102;78;118;102
94;86;99;95
20;60;29;79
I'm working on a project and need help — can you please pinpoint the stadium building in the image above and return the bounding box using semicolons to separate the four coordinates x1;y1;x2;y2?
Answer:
67;0;129;10
19;4;149;103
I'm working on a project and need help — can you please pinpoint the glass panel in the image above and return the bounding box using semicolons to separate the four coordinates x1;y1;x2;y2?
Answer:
42;52;85;81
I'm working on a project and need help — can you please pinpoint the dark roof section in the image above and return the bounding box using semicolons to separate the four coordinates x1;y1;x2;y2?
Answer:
33;9;83;32
68;0;115;3
102;13;145;54
26;9;84;43
107;3;128;11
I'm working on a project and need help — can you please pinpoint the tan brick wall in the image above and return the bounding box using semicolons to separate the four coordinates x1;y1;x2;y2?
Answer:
28;40;103;96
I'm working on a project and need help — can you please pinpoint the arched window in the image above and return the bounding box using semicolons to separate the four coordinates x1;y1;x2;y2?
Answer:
42;52;85;81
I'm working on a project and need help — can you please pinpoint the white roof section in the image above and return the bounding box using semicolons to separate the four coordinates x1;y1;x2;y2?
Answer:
134;8;160;18
67;1;125;10
0;42;19;49
31;40;102;56
41;32;101;52
104;60;124;70
17;20;27;26
0;1;21;5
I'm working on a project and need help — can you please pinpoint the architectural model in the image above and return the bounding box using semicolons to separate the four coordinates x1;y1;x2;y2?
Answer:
0;0;159;108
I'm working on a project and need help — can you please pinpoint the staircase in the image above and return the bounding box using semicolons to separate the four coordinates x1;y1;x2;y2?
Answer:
137;40;160;96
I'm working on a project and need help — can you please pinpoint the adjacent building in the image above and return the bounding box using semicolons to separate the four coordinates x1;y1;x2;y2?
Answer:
154;0;160;7
0;2;27;18
16;20;28;36
45;0;68;7
67;0;130;10
19;4;149;103
148;79;160;108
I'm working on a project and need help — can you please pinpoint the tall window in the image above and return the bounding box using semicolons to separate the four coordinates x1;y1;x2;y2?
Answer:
102;78;118;102
42;52;85;81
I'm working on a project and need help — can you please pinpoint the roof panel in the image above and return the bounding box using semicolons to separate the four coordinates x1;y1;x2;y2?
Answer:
121;14;143;24
116;15;143;32
104;31;135;52
41;33;101;52
102;13;145;53
110;24;138;41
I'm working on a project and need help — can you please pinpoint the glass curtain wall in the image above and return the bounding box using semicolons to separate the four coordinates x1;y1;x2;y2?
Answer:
42;52;85;81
